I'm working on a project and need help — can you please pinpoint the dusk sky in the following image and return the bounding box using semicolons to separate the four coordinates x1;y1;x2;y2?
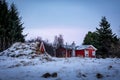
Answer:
7;0;120;45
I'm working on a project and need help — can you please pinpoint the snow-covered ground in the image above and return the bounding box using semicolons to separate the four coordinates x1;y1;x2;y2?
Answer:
0;56;120;80
0;42;120;80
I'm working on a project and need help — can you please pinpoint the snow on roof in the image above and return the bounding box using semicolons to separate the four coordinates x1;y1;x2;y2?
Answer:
61;44;97;51
63;45;73;49
76;45;97;50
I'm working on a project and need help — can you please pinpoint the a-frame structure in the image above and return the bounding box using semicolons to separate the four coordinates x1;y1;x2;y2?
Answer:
39;42;46;54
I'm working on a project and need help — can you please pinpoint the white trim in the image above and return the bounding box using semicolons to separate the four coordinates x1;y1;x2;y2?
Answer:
40;42;46;53
92;51;96;56
89;45;97;51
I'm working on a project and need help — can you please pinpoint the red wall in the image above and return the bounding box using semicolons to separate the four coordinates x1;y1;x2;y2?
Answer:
56;47;96;58
75;50;85;57
89;49;92;57
75;49;95;58
86;49;95;58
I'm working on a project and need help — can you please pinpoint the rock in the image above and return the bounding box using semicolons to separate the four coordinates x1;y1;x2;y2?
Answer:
41;72;57;78
108;65;112;70
96;73;103;79
82;74;86;77
42;72;51;78
51;72;57;77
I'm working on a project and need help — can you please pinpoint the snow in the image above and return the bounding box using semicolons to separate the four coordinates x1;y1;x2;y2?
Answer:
0;42;120;80
0;42;37;57
0;56;120;80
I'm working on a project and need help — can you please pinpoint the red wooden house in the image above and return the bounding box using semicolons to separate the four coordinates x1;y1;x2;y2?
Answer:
55;44;97;58
75;45;97;58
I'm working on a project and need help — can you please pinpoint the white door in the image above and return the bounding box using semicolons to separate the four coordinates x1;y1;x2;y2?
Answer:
92;51;95;56
85;50;89;57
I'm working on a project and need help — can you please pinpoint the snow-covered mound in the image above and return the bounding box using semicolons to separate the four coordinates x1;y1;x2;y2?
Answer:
0;42;37;57
0;42;52;60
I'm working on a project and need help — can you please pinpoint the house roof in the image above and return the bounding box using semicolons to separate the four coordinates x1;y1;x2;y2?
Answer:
76;45;97;51
63;45;73;49
58;44;97;51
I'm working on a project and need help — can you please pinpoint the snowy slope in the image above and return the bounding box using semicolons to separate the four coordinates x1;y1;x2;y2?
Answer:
0;56;120;80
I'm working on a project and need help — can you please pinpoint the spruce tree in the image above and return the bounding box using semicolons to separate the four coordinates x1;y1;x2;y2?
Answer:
9;3;25;43
96;17;118;57
0;0;9;51
0;0;25;51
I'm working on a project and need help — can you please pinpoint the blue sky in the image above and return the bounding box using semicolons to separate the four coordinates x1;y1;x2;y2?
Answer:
7;0;120;45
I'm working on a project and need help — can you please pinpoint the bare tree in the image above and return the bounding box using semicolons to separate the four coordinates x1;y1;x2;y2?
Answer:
58;34;64;47
53;35;58;48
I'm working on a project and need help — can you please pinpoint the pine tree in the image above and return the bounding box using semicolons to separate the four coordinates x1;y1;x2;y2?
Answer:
9;3;25;43
0;0;25;51
0;0;9;51
96;17;118;57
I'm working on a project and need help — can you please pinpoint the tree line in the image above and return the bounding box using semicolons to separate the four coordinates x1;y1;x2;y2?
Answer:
83;17;120;58
0;0;25;51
